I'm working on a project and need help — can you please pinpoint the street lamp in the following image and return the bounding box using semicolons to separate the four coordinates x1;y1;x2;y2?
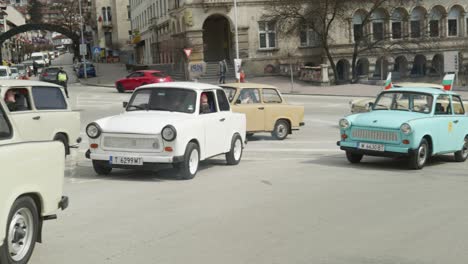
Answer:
233;0;240;82
78;0;87;79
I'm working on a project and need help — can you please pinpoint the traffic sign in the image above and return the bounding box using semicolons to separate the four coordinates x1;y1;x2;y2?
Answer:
183;48;192;58
79;44;87;56
92;46;101;55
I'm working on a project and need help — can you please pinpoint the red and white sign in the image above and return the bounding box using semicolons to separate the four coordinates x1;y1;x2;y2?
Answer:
183;48;192;58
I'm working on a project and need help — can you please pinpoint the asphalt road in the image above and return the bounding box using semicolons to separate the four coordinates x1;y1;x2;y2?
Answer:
30;55;468;264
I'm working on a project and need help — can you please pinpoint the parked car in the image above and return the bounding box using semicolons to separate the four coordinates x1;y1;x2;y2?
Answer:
22;60;34;75
9;67;19;79
48;51;55;60
221;83;305;140
115;70;173;93
43;52;50;66
14;64;28;77
0;66;12;80
338;75;468;169
0;80;81;155
86;82;246;179
0;97;68;264
76;63;96;78
30;52;46;68
39;66;61;84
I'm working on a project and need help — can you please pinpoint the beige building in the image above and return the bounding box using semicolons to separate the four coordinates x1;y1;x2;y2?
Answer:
129;0;468;83
91;0;132;62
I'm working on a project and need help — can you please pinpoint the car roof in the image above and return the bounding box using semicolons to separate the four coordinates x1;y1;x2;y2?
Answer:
386;87;458;96
0;80;62;88
138;82;221;91
222;83;278;89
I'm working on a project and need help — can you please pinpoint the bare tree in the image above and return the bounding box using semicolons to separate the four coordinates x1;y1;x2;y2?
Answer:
27;0;43;23
49;0;88;33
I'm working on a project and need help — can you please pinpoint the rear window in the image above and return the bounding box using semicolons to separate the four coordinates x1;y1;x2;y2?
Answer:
46;68;60;73
151;72;166;77
32;87;67;110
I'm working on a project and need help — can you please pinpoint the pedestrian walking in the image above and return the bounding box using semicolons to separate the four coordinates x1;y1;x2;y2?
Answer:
239;68;246;83
218;59;228;84
32;60;38;76
57;67;69;98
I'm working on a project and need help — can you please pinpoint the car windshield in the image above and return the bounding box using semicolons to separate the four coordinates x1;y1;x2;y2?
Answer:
127;88;196;113
31;56;43;60
16;65;25;70
221;86;237;102
373;92;433;113
0;69;7;76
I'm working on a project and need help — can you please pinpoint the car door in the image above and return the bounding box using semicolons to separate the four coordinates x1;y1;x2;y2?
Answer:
199;90;226;158
122;72;139;89
261;88;286;131
450;95;466;151
132;72;146;88
434;94;454;153
231;88;264;132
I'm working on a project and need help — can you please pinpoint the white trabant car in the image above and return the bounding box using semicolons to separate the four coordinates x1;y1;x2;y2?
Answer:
85;82;247;180
0;80;81;155
0;98;68;264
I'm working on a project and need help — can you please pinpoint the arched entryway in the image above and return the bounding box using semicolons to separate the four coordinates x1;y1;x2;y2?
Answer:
431;54;444;76
203;15;232;62
411;54;427;76
394;56;408;78
336;59;350;82
356;58;369;77
374;57;389;79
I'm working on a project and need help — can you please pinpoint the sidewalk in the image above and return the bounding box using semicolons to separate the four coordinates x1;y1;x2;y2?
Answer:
79;63;468;98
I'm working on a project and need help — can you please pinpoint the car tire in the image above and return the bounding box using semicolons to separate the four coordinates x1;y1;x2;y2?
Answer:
0;196;39;264
92;160;112;175
454;136;468;162
54;133;69;156
175;142;199;180
346;151;363;163
271;120;289;140
226;134;243;165
409;138;429;170
116;83;124;93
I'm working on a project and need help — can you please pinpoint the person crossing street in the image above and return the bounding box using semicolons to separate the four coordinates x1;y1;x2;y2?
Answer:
57;67;69;98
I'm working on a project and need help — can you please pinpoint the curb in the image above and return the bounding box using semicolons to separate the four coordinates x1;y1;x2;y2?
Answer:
79;80;115;88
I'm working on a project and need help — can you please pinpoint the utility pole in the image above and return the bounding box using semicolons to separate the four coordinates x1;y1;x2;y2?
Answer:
78;0;87;79
233;0;240;83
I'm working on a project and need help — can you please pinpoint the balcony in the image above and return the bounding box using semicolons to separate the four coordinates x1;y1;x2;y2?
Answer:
102;21;113;29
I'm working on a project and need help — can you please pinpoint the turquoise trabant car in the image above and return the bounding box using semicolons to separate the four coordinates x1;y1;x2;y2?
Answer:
338;87;468;169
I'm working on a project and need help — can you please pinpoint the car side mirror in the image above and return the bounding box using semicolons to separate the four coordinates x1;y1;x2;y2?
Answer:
123;101;128;108
366;102;374;111
235;99;241;104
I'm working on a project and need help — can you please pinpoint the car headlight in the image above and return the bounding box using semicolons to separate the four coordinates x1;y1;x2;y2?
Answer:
86;122;101;139
339;118;350;129
400;123;412;134
162;125;177;141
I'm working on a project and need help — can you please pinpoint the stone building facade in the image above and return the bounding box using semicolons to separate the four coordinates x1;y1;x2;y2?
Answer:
129;0;468;83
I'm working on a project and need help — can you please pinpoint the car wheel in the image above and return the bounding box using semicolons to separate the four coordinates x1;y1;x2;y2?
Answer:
346;151;363;163
271;120;290;140
409;138;429;170
226;134;243;165
92;160;112;175
454;136;468;162
0;196;39;264
54;133;69;156
175;142;199;180
116;83;124;93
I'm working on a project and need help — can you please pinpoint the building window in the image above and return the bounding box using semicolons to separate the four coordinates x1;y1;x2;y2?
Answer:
448;19;458;36
353;24;363;41
105;32;112;47
391;22;402;39
258;21;276;49
372;22;384;40
299;28;319;47
410;20;421;38
107;7;112;22
127;5;131;19
430;20;439;37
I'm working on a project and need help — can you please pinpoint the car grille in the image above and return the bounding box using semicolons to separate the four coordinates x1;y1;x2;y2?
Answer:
102;134;161;152
351;128;398;142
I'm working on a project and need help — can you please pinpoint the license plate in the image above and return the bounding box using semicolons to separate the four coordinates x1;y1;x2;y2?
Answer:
358;143;385;152
110;156;143;166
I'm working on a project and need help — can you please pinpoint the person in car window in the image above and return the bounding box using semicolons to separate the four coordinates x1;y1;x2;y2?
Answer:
200;93;211;114
4;90;17;111
241;91;256;104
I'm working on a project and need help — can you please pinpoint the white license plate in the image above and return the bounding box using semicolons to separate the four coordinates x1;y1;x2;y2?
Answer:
358;143;385;152
110;156;143;165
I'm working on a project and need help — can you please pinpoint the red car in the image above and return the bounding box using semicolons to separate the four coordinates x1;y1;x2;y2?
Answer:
115;70;173;92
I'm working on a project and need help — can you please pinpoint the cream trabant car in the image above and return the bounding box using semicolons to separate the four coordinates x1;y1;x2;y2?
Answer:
350;82;468;114
0;99;68;264
0;80;81;155
221;83;305;140
85;82;246;180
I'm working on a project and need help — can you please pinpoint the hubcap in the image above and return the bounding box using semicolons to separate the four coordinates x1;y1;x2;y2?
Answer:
418;143;427;166
8;208;34;261
277;123;287;138
233;138;242;160
188;149;199;174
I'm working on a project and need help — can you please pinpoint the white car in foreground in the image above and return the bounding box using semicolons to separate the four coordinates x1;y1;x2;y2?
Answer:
0;98;68;264
85;82;247;180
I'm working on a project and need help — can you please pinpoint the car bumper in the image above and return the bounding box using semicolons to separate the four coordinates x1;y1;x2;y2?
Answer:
337;141;415;157
86;149;184;163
